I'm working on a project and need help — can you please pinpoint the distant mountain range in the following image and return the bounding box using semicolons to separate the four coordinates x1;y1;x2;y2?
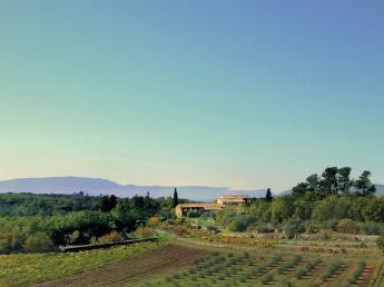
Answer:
0;177;270;202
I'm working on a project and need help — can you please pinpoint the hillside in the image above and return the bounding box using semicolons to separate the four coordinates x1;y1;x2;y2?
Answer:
0;177;268;202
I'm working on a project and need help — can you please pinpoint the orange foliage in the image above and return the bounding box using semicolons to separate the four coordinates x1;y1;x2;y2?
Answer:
98;231;120;244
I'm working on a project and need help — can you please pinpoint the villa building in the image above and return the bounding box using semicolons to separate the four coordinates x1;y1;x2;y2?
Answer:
175;195;250;218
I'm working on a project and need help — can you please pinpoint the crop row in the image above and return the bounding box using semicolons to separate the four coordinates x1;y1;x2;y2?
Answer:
276;254;302;274
343;260;365;287
321;259;343;281
368;260;384;287
295;257;322;279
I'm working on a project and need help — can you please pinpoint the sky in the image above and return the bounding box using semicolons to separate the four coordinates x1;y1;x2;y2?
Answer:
0;1;383;191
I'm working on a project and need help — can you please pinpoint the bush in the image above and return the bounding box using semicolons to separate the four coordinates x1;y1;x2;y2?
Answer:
305;221;319;234
260;274;273;285
318;229;331;240
136;227;155;238
187;210;200;218
321;259;342;280
322;219;339;231
359;221;384;235
337;219;359;234
256;224;275;233
228;217;248;232
147;217;160;227
98;231;120;244
23;232;54;253
376;234;384;253
347;261;365;285
284;218;304;239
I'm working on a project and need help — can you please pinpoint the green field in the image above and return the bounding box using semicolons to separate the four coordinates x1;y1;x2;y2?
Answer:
1;236;384;287
0;242;164;287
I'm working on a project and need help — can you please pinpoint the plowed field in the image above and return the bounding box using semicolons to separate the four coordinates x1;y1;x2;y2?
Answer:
35;245;209;287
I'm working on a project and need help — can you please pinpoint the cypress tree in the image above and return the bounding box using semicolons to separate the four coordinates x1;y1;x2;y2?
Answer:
173;188;178;208
266;188;273;202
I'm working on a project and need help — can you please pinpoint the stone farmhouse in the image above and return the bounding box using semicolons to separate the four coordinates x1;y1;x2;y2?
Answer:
175;195;250;218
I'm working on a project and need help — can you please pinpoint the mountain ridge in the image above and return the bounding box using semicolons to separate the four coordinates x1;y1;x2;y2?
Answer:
0;176;270;202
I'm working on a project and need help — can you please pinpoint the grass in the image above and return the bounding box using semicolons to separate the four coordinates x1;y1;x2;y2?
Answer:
1;236;382;287
0;242;165;287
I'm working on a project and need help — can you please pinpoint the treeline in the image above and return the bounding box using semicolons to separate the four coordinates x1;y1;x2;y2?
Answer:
0;192;97;216
292;167;375;197
213;167;384;237
215;195;384;237
0;191;181;254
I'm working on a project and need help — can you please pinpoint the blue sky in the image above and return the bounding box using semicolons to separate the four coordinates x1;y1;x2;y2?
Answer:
0;1;383;191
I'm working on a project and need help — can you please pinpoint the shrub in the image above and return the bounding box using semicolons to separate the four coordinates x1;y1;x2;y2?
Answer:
257;224;275;233
360;221;384;235
260;274;273;285
347;261;365;285
377;234;384;253
69;230;80;244
147;217;160;227
284;218;304;239
23;232;54;253
187;210;200;218
136;227;155;238
322;219;339;231
165;276;172;282
337;219;359;234
318;229;331;240
188;268;197;275
321;259;342;280
228;217;248;232
305;221;319;234
98;231;120;244
295;258;320;279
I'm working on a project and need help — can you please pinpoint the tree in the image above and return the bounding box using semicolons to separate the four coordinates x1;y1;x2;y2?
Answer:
321;167;338;195
173;188;178;208
355;170;375;196
97;195;118;212
265;188;273;202
337;167;352;192
145;191;150;209
292;182;309;196
306;174;320;192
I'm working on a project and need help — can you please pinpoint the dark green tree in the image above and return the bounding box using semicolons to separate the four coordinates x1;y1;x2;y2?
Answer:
321;167;338;195
292;182;309;196
355;170;376;196
306;174;320;193
97;195;118;212
265;188;273;202
337;167;352;192
173;188;178;208
145;191;150;208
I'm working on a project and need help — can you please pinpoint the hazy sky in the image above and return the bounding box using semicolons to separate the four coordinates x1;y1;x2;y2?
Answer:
0;1;383;191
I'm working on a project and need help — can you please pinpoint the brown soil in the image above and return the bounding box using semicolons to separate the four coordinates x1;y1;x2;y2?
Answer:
34;244;209;287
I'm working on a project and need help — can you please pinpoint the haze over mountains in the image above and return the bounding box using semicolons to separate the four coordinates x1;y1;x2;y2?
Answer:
0;177;270;202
